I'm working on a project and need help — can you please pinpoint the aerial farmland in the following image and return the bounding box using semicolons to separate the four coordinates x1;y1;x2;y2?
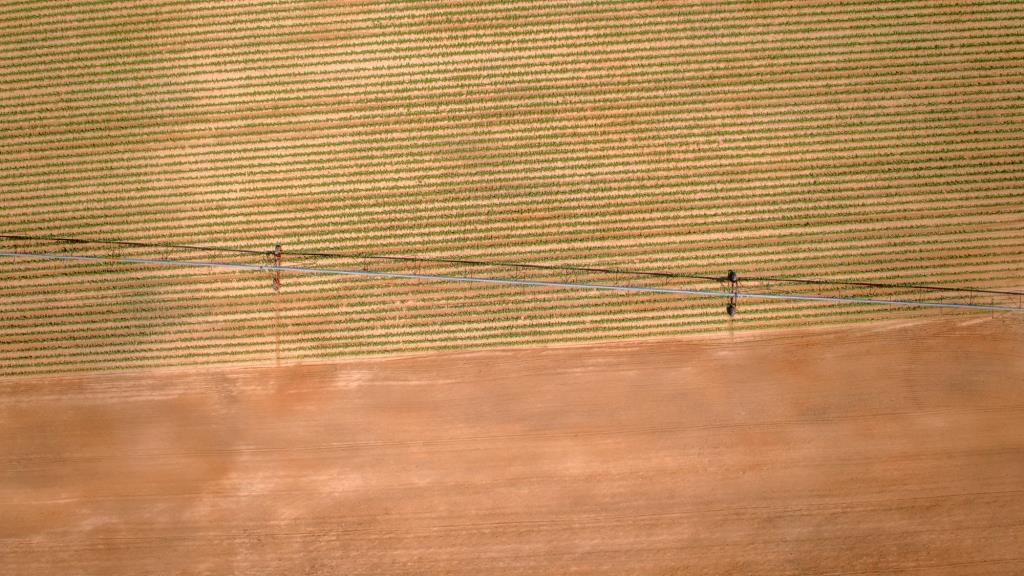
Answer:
1;1;1023;573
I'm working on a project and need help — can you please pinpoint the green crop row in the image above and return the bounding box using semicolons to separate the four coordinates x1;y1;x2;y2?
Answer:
0;305;958;377
5;18;1019;90
7;131;1021;192
8;108;1021;169
0;301;911;363
0;0;1004;30
3;16;1017;84
15;182;1020;236
0;289;975;347
7;53;1021;128
2;0;1012;48
14;201;1016;256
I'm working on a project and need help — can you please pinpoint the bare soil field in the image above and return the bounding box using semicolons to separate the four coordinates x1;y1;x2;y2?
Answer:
2;316;1022;575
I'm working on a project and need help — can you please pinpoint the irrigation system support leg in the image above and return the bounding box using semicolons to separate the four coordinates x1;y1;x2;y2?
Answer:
272;244;282;292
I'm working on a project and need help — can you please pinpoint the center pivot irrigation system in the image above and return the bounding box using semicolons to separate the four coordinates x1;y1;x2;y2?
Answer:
1;234;1023;316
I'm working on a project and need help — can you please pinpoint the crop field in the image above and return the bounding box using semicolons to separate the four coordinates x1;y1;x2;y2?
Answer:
2;0;1023;376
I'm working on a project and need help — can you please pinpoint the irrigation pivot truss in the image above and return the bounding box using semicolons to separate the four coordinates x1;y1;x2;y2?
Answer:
1;234;1022;316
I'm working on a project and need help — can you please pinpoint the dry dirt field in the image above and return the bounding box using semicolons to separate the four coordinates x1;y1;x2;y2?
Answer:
3;316;1023;575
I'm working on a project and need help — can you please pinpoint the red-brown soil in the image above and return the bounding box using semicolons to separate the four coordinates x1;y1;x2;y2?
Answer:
2;317;1023;574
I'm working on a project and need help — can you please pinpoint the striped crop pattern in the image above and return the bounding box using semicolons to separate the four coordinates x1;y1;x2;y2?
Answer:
2;0;1023;377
